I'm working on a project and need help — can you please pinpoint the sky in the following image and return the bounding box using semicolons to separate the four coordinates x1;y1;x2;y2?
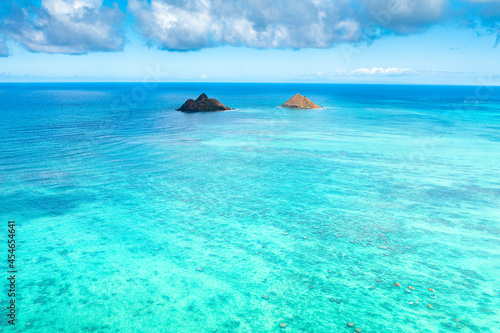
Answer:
0;0;499;84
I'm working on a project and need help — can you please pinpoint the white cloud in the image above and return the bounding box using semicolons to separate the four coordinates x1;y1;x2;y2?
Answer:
128;0;368;50
1;0;124;54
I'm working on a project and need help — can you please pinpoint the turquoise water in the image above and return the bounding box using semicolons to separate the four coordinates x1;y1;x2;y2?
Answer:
0;83;499;332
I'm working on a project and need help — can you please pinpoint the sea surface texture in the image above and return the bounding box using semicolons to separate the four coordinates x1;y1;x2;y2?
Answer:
0;83;499;332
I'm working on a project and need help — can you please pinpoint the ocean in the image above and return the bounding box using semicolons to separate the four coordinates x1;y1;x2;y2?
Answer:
0;83;499;332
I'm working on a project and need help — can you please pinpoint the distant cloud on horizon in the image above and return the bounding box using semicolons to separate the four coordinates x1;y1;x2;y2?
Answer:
348;67;415;76
0;0;499;55
299;68;457;80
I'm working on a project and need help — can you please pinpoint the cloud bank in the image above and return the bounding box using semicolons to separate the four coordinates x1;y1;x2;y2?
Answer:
0;0;499;54
128;0;500;50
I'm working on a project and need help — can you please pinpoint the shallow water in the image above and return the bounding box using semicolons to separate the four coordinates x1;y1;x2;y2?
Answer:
0;83;499;332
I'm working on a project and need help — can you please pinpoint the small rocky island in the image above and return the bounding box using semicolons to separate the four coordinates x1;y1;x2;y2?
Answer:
280;93;321;109
177;93;232;112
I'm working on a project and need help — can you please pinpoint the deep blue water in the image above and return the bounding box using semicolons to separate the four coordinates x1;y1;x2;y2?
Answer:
0;83;499;332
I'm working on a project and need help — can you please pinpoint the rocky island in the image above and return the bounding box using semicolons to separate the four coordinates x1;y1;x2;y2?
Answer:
177;93;232;112
280;94;321;109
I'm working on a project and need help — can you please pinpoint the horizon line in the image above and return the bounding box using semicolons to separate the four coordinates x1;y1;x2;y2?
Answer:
0;81;499;87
